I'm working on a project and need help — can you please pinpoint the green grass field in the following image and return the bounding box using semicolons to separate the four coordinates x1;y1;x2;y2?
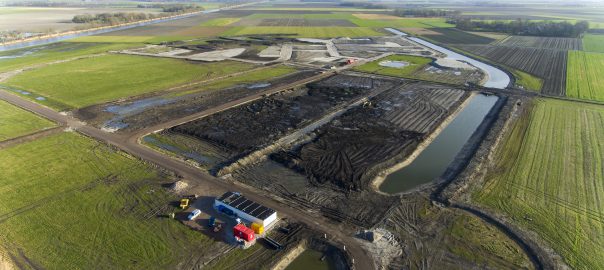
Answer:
4;54;254;110
221;26;383;38
0;132;214;269
512;69;543;92
354;54;432;77
0;100;55;141
474;99;604;269
582;34;604;53
566;51;604;102
0;42;140;73
173;65;297;97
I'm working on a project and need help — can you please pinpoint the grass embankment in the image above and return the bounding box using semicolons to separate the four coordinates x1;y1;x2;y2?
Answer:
0;132;213;269
4;54;254;110
222;26;382;38
446;213;532;268
566;50;604;102
388;197;531;268
0;42;140;73
0;100;55;141
512;69;543;92
474;99;604;269
354;54;432;77
582;34;604;53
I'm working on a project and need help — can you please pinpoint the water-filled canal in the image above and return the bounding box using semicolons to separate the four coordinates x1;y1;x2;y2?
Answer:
379;94;499;194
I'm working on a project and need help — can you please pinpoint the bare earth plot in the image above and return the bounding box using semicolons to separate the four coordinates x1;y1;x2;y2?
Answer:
160;74;381;169
382;195;532;269
496;36;582;50
0;100;55;142
0;132;216;269
272;81;468;191
2;54;254;110
474;99;604;269
455;45;567;96
0;7;162;32
421;28;496;45
566;50;604;102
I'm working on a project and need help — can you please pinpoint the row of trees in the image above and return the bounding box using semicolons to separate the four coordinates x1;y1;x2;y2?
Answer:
72;4;202;26
136;4;203;13
339;2;387;9
391;8;461;18
72;13;161;25
455;18;589;37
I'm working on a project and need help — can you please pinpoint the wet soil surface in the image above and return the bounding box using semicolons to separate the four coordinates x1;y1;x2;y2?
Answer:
166;74;392;166
271;82;468;191
75;70;318;132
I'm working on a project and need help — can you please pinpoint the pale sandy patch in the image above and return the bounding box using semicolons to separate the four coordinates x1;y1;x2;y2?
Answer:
352;13;402;20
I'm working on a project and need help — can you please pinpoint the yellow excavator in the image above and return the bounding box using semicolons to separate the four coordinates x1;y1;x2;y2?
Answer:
179;198;190;209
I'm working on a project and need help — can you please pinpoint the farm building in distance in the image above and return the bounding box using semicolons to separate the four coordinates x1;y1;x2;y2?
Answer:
214;191;277;227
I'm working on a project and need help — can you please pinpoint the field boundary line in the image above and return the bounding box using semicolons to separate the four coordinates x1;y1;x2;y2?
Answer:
0;126;64;150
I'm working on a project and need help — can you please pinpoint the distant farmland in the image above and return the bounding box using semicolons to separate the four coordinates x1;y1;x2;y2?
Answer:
495;36;582;50
582;34;604;53
221;26;383;38
421;28;496;45
475;99;604;270
456;45;567;95
566;51;604;102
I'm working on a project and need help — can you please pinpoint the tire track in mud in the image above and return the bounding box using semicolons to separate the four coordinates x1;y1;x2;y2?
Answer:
216;81;398;177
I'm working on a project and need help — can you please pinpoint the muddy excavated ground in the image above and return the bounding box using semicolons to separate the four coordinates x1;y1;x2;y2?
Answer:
160;74;394;170
271;82;468;191
75;69;318;132
151;76;470;229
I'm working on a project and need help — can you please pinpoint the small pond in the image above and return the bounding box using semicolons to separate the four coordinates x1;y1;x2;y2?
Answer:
285;249;337;270
379;60;409;68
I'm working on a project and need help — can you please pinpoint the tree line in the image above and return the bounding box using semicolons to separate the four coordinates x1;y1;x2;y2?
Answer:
454;18;589;37
391;8;461;18
339;2;387;9
136;4;203;13
72;4;202;25
72;13;162;25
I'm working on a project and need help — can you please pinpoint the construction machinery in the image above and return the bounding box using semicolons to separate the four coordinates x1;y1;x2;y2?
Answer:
180;198;190;209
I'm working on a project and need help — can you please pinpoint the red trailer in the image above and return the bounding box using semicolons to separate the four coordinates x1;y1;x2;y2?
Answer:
233;223;255;242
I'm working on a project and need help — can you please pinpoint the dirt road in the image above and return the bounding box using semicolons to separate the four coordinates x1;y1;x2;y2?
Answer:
0;74;375;270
